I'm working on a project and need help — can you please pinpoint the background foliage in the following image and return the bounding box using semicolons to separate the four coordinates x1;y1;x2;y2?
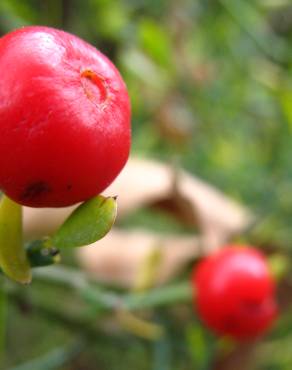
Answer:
1;0;292;369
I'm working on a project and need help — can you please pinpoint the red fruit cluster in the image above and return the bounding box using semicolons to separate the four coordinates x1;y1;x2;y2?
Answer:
0;26;131;207
192;246;278;340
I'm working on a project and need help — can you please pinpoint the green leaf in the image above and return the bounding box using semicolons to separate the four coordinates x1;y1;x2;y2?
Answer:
268;254;289;281
0;195;31;284
123;281;192;310
139;19;173;69
153;335;171;370
280;88;292;131
52;195;117;248
186;323;208;369
7;340;84;370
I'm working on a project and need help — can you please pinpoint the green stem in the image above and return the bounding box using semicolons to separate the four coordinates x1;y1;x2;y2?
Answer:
123;282;192;310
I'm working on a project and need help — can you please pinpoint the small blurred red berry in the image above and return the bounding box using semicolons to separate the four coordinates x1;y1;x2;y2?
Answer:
0;26;131;207
192;246;278;340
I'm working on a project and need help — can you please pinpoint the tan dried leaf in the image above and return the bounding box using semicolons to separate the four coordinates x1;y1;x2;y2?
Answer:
23;157;252;287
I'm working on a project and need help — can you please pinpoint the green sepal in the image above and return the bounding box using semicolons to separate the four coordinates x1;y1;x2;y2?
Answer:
52;195;117;248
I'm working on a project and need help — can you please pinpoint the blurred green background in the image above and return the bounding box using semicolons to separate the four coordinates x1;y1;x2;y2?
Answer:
1;0;292;369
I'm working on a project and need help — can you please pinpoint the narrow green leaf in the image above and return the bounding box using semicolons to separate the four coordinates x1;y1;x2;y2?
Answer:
139;19;173;69
52;195;117;248
153;334;171;370
186;323;208;369
219;0;289;64
7;340;84;370
0;287;7;360
0;195;31;283
123;282;192;310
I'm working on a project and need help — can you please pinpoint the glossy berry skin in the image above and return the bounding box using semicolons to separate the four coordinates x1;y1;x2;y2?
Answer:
0;26;130;207
192;246;278;340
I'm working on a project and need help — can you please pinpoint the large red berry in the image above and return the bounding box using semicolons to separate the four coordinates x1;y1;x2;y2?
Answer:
192;246;278;340
0;26;130;207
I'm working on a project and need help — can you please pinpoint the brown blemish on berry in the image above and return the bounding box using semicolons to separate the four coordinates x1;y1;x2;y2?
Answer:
21;181;51;200
241;299;261;313
66;184;72;191
223;314;238;331
81;69;108;105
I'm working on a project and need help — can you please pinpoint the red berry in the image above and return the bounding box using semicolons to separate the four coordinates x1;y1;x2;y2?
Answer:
192;246;278;340
0;26;130;207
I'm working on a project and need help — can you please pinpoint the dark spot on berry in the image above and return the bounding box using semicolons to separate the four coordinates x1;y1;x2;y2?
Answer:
21;181;51;200
241;299;261;313
67;184;72;190
223;314;238;331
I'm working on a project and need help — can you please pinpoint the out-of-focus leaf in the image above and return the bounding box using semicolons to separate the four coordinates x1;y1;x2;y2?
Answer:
133;246;162;292
96;1;129;39
120;48;170;93
268;254;290;281
0;287;7;359
0;0;35;30
186;323;213;370
7;340;84;370
139;19;173;69
0;195;31;284
0;0;37;23
279;88;292;131
40;0;63;27
116;311;164;340
219;0;289;64
153;335;171;370
52;195;117;248
258;0;291;7
123;281;192;310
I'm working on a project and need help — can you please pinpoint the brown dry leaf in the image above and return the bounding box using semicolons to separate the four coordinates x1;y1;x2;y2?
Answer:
23;157;252;287
104;158;252;252
23;206;77;241
172;170;251;252
24;157;251;242
76;229;199;287
23;158;170;240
